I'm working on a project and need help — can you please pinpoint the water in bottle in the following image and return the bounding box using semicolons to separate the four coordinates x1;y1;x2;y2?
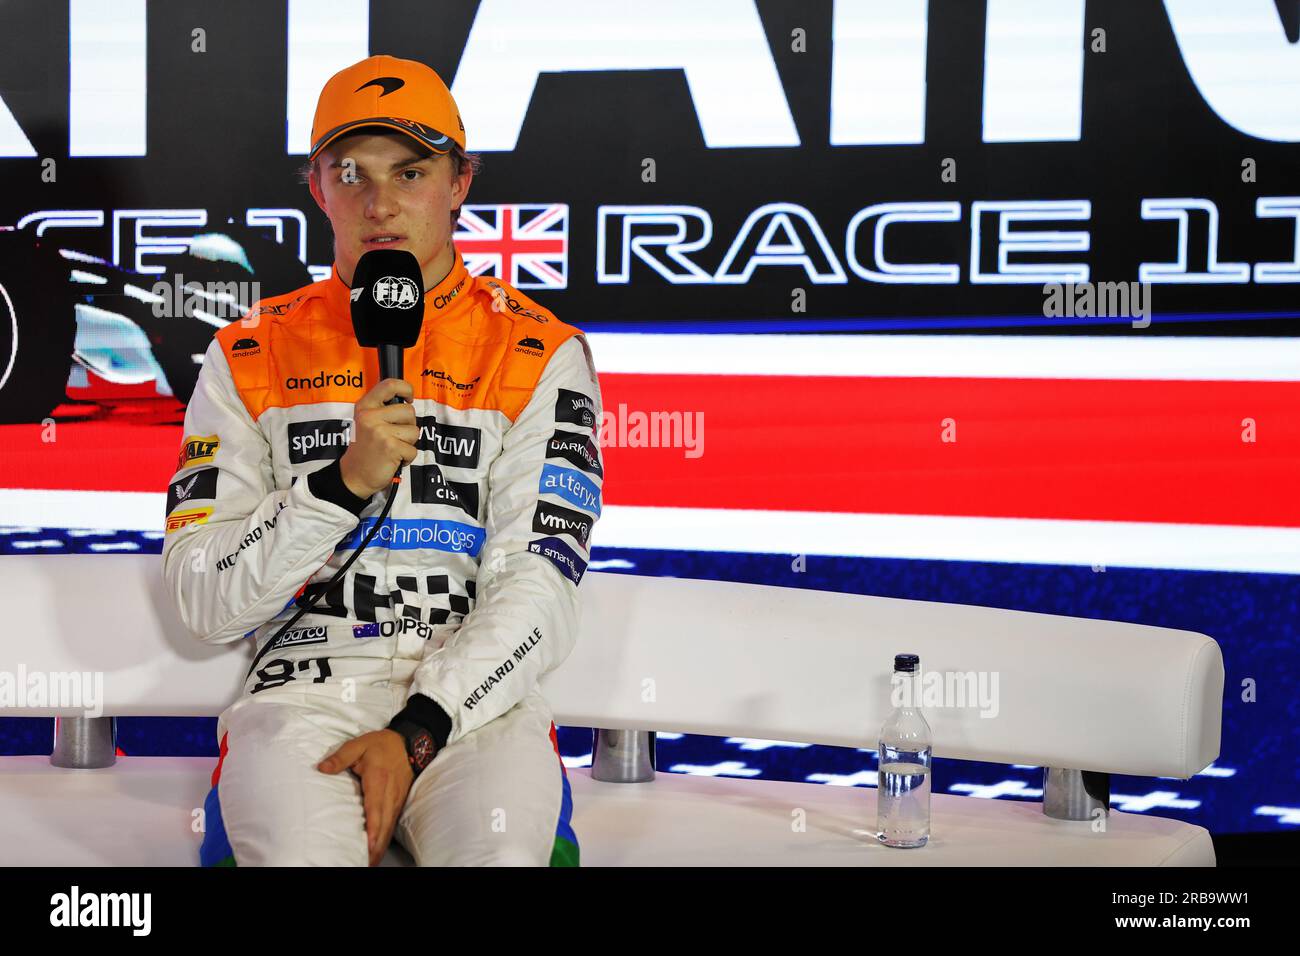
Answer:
876;653;933;848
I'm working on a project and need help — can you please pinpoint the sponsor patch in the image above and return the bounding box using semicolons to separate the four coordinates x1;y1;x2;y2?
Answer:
410;465;480;518
415;416;481;469
532;501;594;547
420;368;479;392
167;467;219;514
352;619;437;640
230;337;260;357
288;419;352;464
555;389;596;429
245;293;307;321
177;435;220;472
538;463;601;517
546;429;603;477
528;536;587;585
337;518;486;557
279;626;329;647
165;507;212;534
284;369;364;391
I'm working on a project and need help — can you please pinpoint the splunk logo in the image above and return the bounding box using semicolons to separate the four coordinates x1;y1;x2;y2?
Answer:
338;518;485;557
288;419;352;463
284;369;364;391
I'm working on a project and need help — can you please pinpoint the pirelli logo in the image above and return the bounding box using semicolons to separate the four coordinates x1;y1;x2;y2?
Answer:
165;507;212;534
176;435;220;472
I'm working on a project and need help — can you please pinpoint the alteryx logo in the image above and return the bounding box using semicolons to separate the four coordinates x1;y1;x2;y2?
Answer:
539;463;601;517
338;518;485;557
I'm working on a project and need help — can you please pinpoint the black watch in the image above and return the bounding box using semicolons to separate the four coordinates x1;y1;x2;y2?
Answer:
390;719;438;777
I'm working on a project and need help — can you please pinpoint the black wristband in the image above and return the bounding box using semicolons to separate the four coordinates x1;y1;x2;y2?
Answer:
388;693;453;752
307;459;369;515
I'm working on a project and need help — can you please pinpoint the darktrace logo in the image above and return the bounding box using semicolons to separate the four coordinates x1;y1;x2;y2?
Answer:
357;76;405;96
373;275;420;309
421;368;480;391
288;419;352;464
285;369;364;390
546;429;603;477
230;337;260;357
555;388;595;428
514;337;545;356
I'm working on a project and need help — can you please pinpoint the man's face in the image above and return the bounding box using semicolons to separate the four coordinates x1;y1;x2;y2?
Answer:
309;130;472;290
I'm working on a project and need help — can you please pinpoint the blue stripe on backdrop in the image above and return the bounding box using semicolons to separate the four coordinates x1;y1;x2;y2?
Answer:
1;531;1294;835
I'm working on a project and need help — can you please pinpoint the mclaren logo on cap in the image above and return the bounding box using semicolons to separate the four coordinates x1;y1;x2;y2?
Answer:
357;76;405;96
372;275;420;309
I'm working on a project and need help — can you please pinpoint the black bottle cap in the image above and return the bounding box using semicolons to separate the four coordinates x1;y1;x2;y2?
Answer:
894;653;920;672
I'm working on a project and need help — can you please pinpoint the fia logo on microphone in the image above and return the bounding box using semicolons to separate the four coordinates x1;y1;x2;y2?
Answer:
372;275;420;309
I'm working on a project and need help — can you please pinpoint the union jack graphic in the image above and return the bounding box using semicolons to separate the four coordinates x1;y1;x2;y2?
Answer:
454;203;569;289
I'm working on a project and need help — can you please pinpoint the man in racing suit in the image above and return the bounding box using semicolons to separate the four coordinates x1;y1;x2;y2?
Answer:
160;55;602;866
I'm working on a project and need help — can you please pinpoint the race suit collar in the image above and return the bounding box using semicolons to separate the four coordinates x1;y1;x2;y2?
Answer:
326;244;471;319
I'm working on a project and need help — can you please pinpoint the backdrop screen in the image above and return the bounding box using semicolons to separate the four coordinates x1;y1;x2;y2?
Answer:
0;0;1295;836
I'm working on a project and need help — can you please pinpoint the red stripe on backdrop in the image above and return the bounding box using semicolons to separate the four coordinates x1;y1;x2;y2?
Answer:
0;414;182;493
0;376;1295;529
595;374;1300;528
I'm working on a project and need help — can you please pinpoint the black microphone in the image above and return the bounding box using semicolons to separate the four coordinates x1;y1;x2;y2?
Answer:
350;249;426;404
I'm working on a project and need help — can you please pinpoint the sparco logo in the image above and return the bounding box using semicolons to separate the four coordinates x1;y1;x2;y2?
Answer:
373;275;420;308
288;419;352;463
285;369;364;390
280;626;328;647
415;416;481;468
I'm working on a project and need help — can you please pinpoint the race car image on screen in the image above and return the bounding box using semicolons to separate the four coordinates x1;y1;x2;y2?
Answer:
0;223;312;424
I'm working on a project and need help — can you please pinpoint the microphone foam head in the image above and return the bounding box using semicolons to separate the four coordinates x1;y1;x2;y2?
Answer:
350;248;426;348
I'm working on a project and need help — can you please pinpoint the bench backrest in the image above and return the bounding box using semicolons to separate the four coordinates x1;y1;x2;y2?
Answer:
0;554;1222;777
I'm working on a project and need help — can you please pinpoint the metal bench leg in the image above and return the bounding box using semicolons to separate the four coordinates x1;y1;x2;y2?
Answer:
1043;767;1109;820
50;716;117;769
591;729;655;783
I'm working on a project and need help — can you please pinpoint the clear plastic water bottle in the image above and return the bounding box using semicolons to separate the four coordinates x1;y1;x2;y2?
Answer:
876;653;933;848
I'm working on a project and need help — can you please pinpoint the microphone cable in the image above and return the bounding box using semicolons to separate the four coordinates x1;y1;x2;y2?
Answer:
242;463;404;685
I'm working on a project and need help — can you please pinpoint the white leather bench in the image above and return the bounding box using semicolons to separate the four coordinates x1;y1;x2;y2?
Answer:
0;554;1223;866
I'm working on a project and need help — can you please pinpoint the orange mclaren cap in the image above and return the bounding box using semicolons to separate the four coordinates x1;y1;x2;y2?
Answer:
308;54;465;161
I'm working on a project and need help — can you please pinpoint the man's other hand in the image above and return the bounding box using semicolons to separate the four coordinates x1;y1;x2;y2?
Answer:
318;729;414;866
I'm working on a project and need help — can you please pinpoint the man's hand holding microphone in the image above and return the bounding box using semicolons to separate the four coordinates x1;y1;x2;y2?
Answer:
338;378;418;499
